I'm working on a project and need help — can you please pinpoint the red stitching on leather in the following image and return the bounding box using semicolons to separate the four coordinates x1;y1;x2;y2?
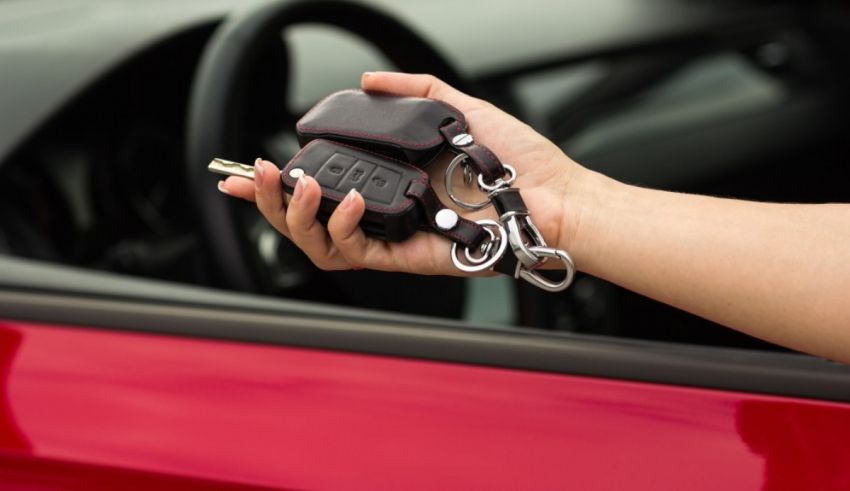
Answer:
360;89;467;127
296;126;446;149
282;139;424;213
477;144;503;173
406;177;483;246
467;144;507;182
450;120;465;134
296;89;466;150
285;140;484;246
442;120;505;182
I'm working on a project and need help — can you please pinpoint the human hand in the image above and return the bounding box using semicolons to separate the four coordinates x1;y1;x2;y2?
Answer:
219;72;590;276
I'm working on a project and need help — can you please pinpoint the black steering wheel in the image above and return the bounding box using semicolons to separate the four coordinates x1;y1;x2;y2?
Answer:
186;0;474;311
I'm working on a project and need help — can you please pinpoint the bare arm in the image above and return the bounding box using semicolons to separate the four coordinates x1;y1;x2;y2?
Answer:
221;72;850;363
568;172;850;363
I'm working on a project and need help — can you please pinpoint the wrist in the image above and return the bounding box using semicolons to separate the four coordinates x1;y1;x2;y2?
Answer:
556;157;623;273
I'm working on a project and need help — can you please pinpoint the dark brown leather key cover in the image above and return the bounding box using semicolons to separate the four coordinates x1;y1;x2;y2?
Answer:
281;139;424;242
296;89;465;166
281;139;487;247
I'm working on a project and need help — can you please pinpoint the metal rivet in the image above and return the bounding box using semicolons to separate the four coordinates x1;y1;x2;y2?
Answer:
435;209;459;230
451;133;474;147
288;168;305;179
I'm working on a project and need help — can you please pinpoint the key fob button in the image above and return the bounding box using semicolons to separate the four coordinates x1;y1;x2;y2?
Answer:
314;153;355;189
341;159;376;192
362;166;403;204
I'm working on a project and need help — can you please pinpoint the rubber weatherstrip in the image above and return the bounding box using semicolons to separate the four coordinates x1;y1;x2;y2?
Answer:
1;288;849;403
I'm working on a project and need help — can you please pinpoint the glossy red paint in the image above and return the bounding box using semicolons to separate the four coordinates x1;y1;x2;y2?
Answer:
0;321;848;490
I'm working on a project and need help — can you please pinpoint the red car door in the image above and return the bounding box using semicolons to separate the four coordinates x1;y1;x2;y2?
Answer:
1;260;849;490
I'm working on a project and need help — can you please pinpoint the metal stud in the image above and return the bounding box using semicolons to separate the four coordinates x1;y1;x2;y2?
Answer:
451;133;474;147
435;208;459;230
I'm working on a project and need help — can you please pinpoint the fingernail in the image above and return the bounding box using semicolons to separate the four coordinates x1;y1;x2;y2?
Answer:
255;161;266;188
362;71;374;78
292;175;306;202
217;181;231;195
339;188;357;210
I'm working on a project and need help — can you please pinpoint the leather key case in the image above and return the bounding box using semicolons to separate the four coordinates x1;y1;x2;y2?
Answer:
296;89;465;167
281;139;427;242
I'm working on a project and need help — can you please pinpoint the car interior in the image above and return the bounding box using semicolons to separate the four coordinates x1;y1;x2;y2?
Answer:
1;0;849;359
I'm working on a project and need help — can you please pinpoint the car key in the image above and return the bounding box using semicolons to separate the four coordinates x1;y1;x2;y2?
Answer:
296;89;463;167
209;139;488;247
214;90;574;290
208;158;257;180
210;144;423;241
297;89;509;184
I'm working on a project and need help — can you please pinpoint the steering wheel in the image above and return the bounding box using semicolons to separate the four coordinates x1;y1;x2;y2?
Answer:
186;0;473;299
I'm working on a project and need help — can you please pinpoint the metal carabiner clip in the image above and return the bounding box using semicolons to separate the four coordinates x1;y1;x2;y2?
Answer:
501;212;547;269
516;246;576;293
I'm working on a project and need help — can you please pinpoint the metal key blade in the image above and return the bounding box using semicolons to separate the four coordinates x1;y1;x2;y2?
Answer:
208;158;255;180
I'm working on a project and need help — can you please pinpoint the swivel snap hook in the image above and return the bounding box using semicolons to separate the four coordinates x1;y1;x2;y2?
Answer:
516;246;576;293
502;213;547;269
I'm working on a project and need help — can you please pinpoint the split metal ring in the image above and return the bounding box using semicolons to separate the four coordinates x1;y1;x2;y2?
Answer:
451;219;508;273
444;154;491;211
464;226;497;264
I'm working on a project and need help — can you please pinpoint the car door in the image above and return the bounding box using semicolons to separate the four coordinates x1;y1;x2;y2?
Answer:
1;255;849;490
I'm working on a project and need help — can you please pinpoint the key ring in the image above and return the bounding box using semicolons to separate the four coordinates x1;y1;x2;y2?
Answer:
445;154;518;210
451;219;508;272
464;226;498;264
516;246;576;292
445;154;491;211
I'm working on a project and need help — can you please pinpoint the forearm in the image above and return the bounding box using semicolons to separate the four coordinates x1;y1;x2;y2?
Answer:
566;167;850;362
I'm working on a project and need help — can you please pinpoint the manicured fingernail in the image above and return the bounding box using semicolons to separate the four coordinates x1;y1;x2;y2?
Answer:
217;181;231;195
362;71;374;78
339;188;357;210
255;161;266;188
292;175;306;202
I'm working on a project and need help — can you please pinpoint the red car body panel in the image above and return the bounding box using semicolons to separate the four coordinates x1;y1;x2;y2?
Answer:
1;321;849;490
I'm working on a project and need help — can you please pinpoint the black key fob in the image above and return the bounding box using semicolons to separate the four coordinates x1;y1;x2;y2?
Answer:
281;139;427;242
296;89;465;167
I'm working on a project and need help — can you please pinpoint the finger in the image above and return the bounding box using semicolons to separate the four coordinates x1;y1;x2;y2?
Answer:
253;159;290;238
361;72;482;113
326;189;393;271
286;175;349;270
219;176;256;202
327;189;472;275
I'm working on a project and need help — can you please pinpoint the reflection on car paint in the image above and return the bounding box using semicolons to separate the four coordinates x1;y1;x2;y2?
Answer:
0;321;849;489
